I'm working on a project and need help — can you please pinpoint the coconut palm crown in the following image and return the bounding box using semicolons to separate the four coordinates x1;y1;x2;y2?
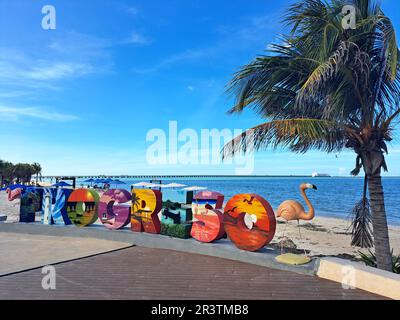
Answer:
222;0;400;271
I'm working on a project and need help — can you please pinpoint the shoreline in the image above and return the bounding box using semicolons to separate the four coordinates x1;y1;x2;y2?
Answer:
311;211;400;227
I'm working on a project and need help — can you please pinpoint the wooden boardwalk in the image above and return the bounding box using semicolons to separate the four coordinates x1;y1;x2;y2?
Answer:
0;247;385;300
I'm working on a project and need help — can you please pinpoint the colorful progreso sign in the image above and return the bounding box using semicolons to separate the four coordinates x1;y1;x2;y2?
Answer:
14;187;277;252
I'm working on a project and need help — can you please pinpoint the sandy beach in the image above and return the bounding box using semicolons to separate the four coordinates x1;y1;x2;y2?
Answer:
1;191;399;258
273;216;400;257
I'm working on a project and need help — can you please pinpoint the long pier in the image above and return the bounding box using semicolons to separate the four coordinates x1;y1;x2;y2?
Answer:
41;175;313;179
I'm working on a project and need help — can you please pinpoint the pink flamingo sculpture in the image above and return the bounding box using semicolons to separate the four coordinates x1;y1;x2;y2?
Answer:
6;188;23;202
277;183;317;254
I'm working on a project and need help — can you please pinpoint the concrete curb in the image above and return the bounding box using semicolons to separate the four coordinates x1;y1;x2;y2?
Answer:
0;223;316;276
316;257;400;300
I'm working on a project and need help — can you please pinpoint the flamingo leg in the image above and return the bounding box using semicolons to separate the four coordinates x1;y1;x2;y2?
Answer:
297;220;308;256
280;220;289;255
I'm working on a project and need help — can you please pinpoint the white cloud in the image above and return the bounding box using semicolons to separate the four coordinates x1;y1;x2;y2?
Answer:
19;62;93;81
47;31;112;60
132;48;210;74
0;90;33;99
0;31;113;93
127;6;138;15
0;54;94;93
131;14;280;74
124;31;153;46
0;105;79;122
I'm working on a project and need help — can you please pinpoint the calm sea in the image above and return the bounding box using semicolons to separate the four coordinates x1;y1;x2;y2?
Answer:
75;177;400;225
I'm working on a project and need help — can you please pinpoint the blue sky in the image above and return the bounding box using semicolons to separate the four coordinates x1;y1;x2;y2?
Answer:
0;0;399;176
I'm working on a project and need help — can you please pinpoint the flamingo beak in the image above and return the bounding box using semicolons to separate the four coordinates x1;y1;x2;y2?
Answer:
312;185;318;190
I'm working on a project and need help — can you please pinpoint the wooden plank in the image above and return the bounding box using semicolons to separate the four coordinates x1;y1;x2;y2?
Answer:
0;247;386;300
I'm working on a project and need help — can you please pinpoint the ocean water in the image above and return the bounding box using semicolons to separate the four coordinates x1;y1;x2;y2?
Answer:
76;177;400;225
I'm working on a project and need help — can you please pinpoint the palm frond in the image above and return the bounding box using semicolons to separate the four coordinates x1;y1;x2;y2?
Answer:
349;198;373;248
222;118;345;159
225;0;400;160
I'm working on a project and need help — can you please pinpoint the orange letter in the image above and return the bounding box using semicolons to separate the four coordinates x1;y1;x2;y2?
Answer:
223;194;276;251
131;189;162;234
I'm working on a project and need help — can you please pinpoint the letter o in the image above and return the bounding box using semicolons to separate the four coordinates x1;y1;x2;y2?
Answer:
67;189;99;227
223;194;276;251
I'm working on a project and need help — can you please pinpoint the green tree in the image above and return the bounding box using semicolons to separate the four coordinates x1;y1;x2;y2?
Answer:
0;160;15;186
222;0;399;271
31;162;42;184
0;160;6;186
13;163;35;183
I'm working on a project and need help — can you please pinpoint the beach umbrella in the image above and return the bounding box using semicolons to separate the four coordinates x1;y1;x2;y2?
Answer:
162;183;187;189
0;183;27;191
132;182;154;187
52;181;72;188
132;182;163;188
83;178;95;187
112;179;126;187
183;186;207;191
37;181;53;187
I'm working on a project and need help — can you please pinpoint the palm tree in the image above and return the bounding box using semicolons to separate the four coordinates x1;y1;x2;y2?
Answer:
0;160;6;187
0;160;14;185
32;162;42;184
222;0;399;271
12;163;36;183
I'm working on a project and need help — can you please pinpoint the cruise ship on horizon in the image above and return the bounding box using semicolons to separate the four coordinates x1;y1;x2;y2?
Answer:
311;172;332;178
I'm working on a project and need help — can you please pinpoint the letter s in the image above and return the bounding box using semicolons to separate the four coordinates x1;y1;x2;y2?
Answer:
191;191;225;243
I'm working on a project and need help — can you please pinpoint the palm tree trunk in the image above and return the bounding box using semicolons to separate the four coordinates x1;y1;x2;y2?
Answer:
368;173;392;271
